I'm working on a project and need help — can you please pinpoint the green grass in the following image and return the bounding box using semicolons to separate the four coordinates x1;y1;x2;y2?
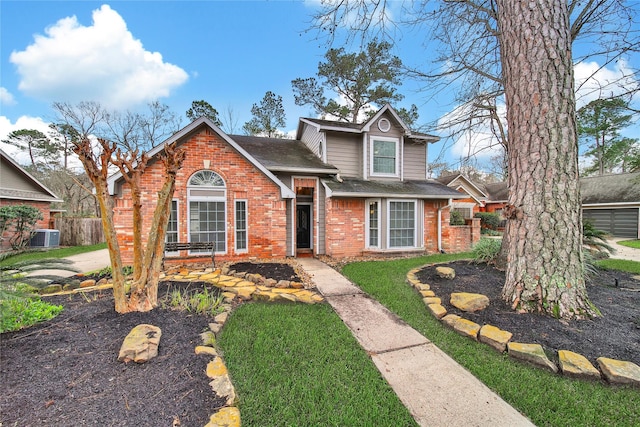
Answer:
218;302;418;427
617;239;640;249
0;296;63;333
341;255;640;427
596;259;640;274
0;242;107;266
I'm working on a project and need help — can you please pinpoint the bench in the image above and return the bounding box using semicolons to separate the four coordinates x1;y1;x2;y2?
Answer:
164;241;216;267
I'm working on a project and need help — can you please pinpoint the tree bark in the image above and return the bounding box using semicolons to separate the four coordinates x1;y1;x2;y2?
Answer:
496;0;599;319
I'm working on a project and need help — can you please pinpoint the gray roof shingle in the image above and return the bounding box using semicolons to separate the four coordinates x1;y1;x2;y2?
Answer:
323;177;466;199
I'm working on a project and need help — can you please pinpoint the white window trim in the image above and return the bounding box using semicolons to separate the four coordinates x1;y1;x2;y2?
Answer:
365;198;381;249
234;199;248;253
165;199;180;257
370;136;400;178
187;170;228;256
386;199;417;249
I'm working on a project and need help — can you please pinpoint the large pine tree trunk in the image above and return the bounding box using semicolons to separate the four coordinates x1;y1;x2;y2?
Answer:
496;0;599;319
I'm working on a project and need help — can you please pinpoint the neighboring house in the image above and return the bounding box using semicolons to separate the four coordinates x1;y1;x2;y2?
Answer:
581;172;640;239
436;174;490;219
451;172;640;239
0;149;63;250
108;105;479;264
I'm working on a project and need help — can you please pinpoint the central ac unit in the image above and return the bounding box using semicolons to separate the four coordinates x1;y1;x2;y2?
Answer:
30;229;60;248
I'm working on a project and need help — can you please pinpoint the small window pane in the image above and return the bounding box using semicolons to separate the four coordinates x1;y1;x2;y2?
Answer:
235;200;247;251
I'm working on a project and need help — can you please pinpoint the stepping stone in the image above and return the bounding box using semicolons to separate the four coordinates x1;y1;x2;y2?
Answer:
507;342;558;373
118;324;161;363
450;292;490;312
479;324;512;352
597;357;640;385
558;350;600;380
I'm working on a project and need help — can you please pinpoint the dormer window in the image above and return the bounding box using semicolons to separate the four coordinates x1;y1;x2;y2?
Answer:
371;137;399;177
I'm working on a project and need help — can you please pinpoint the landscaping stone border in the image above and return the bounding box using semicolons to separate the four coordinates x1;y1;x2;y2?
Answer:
407;265;640;386
46;261;325;426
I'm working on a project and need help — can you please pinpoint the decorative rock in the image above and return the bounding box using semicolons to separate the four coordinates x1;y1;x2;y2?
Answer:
276;280;290;288
558;350;601;380
508;342;558;373
419;290;436;297
450;317;481;340
80;279;97;288
209;323;223;334
290;281;304;289
415;282;430;291
264;278;278;287
209;374;237;405
596;357;640;385
205;407;241;427
214;312;229;324
96;278;108;286
441;314;461;328
435;266;455;279
195;346;218;356
201;331;216;345
427;303;447;319
206;358;228;378
479;324;512;352
450;293;490;312
39;284;62;294
422;297;442;305
118;324;162;363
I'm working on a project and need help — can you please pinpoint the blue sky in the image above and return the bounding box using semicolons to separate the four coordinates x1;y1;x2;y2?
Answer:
1;1;638;171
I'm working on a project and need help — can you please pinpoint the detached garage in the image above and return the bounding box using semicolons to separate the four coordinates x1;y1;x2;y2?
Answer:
581;172;640;239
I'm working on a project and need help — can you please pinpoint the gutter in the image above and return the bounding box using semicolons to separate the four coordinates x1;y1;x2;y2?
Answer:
438;198;453;253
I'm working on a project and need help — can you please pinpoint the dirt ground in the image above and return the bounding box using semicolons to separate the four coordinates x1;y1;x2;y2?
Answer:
417;261;640;366
2;261;638;426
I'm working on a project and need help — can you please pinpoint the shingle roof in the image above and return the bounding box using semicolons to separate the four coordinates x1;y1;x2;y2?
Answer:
322;177;467;199
581;172;640;204
230;135;339;174
482;182;509;202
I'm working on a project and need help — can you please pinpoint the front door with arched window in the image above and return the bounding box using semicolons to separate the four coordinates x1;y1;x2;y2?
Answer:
188;170;227;254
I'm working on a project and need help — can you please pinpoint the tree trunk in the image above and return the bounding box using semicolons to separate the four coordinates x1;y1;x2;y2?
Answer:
496;0;599;319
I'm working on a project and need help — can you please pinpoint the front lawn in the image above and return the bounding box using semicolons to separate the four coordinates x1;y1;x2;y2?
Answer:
218;302;417;426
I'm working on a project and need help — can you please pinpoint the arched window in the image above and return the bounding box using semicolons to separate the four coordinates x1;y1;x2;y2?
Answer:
188;170;227;254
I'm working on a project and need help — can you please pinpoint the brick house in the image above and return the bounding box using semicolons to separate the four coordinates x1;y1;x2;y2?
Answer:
0;149;63;251
108;105;479;263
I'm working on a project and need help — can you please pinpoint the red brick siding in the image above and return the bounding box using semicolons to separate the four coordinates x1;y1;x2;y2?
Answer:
113;128;288;264
325;198;366;257
0;199;51;251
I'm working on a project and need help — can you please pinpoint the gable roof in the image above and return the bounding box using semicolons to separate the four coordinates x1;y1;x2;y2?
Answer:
322;177;467;199
230;135;339;175
581;172;640;205
0;149;63;203
481;182;509;202
436;173;489;204
296;104;439;143
107;118;295;199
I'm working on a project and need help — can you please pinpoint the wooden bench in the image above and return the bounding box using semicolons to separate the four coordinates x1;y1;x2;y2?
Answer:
164;241;216;267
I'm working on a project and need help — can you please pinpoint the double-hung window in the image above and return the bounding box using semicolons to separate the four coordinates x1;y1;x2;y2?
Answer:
235;200;248;252
371;137;399;177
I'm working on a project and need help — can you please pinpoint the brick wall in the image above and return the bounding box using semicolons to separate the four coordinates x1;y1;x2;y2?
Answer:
0;199;51;251
444;218;481;253
113;128;288;264
325;198;365;257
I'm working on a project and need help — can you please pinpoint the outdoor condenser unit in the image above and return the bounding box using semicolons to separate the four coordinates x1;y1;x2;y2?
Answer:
30;229;60;248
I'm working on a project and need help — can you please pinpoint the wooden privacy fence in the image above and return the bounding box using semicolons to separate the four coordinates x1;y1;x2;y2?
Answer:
54;218;105;246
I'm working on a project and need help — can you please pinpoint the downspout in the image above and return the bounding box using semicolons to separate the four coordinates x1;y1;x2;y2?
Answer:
438;198;453;253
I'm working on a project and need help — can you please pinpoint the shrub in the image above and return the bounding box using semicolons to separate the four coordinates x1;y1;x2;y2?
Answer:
472;238;502;263
474;212;501;230
450;210;466;225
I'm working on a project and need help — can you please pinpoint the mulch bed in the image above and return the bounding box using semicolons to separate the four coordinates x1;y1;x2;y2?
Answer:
417;261;640;366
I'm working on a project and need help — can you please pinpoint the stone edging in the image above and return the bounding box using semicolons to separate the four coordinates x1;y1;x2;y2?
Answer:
406;265;640;386
44;263;325;426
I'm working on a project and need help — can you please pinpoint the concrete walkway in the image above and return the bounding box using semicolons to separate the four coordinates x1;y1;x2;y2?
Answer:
32;248;111;278
607;238;640;262
297;258;535;427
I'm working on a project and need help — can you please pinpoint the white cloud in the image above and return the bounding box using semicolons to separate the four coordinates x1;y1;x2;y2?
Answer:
9;5;188;110
0;87;16;106
574;60;639;108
